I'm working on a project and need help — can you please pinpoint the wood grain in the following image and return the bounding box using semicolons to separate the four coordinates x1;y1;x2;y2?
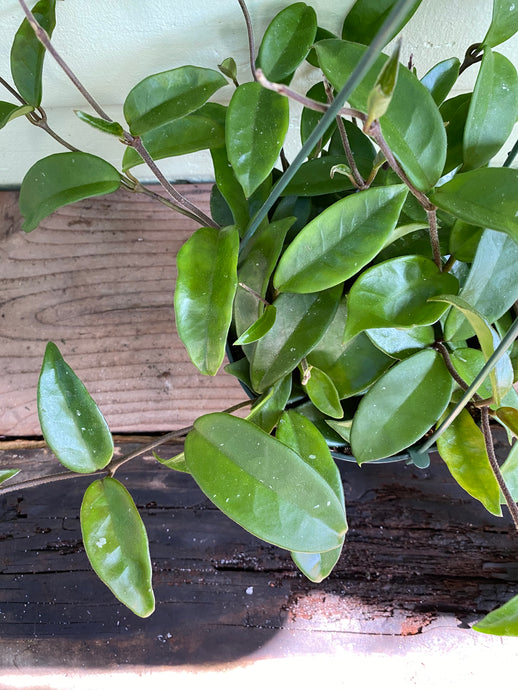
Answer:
0;187;245;436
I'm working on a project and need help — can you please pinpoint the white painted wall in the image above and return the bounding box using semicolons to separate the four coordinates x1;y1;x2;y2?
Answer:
0;0;516;187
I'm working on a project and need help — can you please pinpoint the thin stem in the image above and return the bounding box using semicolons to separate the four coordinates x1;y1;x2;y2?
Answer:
18;0;112;122
238;282;270;307
323;79;366;189
0;400;253;497
435;341;471;392
481;406;518;531
30;107;79;152
426;207;442;270
0;76;27;104
237;0;257;79
504;137;518;168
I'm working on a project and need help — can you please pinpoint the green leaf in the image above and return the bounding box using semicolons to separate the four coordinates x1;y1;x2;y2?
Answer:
19;152;121;232
280;156;355;196
366;325;435;358
153;450;190;474
257;3;317;83
123;66;227;135
436;407;501;516
37;342;113;473
122;103;226;169
483;0;518;48
303;366;343;419
75;111;124;138
226;83;289;197
234;305;276;346
80;477;155;617
430;168;518;241
218;57;238;84
420;57;460;105
184;413;347;553
250;286;342;393
444;229;518;341
496;407;518;437
351;349;454;463
274;185;408;293
300;82;336;155
0;101;34;129
450;348;493;400
431;294;514;405
500;441;518;501
440;93;472;174
343;256;459;342
246;374;292;433
316;40;446;191
10;0;56;107
210;144;249;233
307;298;393;399
326;419;352;443
463;50;518;170
474;594;518;636
0;469;21;486
365;39;401;130
174;226;239;376
276;411;345;582
341;0;422;47
448;220;482;263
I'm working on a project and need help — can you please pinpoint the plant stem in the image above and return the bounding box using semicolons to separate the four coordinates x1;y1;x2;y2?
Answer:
28;107;80;152
238;282;270;306
504;136;518;168
481;406;518;531
0;401;253;497
435;341;471;392
0;75;27;104
237;0;257;79
426;208;442;270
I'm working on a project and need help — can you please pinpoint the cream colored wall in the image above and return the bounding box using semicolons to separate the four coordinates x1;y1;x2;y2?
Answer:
0;0;516;186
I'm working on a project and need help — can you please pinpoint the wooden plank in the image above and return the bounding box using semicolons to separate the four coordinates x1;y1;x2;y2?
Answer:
0;440;517;667
0;187;245;436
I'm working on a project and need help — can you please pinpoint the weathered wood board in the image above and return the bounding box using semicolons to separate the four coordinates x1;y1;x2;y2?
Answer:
0;187;244;437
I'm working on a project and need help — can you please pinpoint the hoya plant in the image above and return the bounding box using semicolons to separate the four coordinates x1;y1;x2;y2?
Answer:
1;0;518;635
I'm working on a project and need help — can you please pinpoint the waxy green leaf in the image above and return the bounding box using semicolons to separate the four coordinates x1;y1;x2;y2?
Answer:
343;256;459;342
341;0;422;47
184;413;347;553
124;66;227;135
276;411;345;582
81;477;155;617
10;0;56;107
303;366;343;419
449;220;482;262
274;185;408;293
300;82;336;155
122;103;226;170
226;83;289;197
257;3;317;83
366;325;435;358
37;342;113;473
483;0;518;48
280;156;355;196
463;50;518;170
421;57;460;105
218;57;238;85
211;144;249;233
474;594;518;636
316;40;446;191
0;101;33;129
153;451;190;474
250;286;342;392
450;348;493;400
440;93;472;174
351;350;454;463
430;168;518;242
175;226;239;376
75;111;124;138
0;469;21;486
500;441;518;503
436;407;501;515
247;374;292;433
19;152;121;232
234;305;276;346
496;407;518;437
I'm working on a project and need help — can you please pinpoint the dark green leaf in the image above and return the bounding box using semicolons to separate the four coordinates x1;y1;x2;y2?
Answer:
444;229;518;341
184;413;347;553
210;144;249;233
420;57;460;105
218;57;238;84
307;298;393;399
153;450;190;474
483;0;518;47
280;156;355;197
122;103;226;169
430;168;518;241
257;3;317;83
351;349;454;463
210;183;234;227
448;220;482;263
276;411;345;582
123;66;227;135
326;419;352;443
0;469;21;486
316;40;446;191
75;111;124;138
174;226;239;376
343;256;459;342
463;50;518;170
81;477;155;617
436;407;501;515
300;82;336;156
226;83;289;197
450;348;493;400
274;185;408;293
327;120;377;179
303;366;343;419
19;152;121;232
10;0;56;107
0;101;33;129
440;93;472;174
250;286;342;393
473;594;518;636
341;0;422;47
234;305;276;346
246;374;292;433
496;406;518;437
37;342;113;473
366;325;435;358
